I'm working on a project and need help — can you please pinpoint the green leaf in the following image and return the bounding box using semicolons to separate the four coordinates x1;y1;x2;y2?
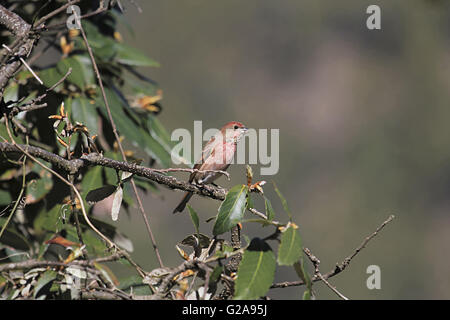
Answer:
39;67;64;92
80;21;117;61
234;238;276;300
67;227;108;256
69;97;98;135
98;90;141;142
97;88;171;167
3;82;18;103
187;205;199;234
119;275;153;295
147;116;174;151
213;184;248;236
56;57;83;89
0;190;12;206
264;196;275;221
0;124;22;144
277;223;302;266
85;184;116;204
57;55;94;89
210;265;223;283
0;218;31;251
273;182;292;220
294;260;313;300
26;163;53;204
33;205;63;235
246;193;254;209
140;127;172;167
81;166;103;199
34;270;58;298
115;43;160;67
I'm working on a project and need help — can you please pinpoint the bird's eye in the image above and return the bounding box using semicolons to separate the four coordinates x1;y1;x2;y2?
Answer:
234;125;239;129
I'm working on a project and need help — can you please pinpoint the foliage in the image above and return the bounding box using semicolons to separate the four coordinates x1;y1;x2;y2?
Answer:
0;1;344;300
0;1;171;299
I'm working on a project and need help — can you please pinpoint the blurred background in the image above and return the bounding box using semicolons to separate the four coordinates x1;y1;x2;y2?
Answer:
109;0;450;299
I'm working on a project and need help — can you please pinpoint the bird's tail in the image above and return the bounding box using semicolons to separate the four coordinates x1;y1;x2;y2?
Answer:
173;192;193;213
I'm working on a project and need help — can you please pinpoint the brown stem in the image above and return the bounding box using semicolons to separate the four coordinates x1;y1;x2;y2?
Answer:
271;215;395;289
74;13;165;268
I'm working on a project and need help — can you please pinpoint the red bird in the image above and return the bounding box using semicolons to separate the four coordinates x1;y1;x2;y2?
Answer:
173;121;248;213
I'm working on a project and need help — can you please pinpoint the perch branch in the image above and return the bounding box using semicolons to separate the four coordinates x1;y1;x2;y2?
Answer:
0;142;279;214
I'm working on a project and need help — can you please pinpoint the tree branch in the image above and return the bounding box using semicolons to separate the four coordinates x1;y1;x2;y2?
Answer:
0;253;123;273
0;4;30;37
303;247;349;300
270;215;395;289
0;5;35;97
0;141;227;200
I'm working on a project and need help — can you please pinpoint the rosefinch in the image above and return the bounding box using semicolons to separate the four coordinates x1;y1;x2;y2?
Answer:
173;121;248;213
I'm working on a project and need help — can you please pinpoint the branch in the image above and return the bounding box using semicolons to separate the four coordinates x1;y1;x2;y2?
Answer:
322;214;395;280
32;0;81;29
0;142;83;174
2;44;42;84
80;153;227;200
271;215;395;289
0;253;122;273
303;248;348;300
0;141;291;230
3;67;72;119
150;259;231;300
80;287;131;300
0;142;269;205
3;118;118;252
34;1;110;32
0;4;30;37
0;5;35;97
74;7;165;268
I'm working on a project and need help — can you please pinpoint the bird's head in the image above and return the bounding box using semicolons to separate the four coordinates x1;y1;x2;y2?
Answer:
221;121;248;143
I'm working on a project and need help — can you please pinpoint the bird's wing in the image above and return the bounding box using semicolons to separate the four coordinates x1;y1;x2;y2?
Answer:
189;135;216;183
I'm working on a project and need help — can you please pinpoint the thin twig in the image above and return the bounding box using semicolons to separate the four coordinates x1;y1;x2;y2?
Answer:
0;148;26;240
5;67;72;119
316;273;348;300
0;142;228;200
3;116;110;245
0;5;35;98
334;214;396;274
2;44;43;84
303;248;348;300
271;215;395;289
75;11;164;267
32;0;81;29
66;128;85;253
36;3;109;31
0;253;123;273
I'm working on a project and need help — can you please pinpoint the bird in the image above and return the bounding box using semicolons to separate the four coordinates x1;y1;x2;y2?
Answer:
173;121;248;213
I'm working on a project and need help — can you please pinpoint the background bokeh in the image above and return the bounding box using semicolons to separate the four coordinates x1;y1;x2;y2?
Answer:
111;0;450;299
